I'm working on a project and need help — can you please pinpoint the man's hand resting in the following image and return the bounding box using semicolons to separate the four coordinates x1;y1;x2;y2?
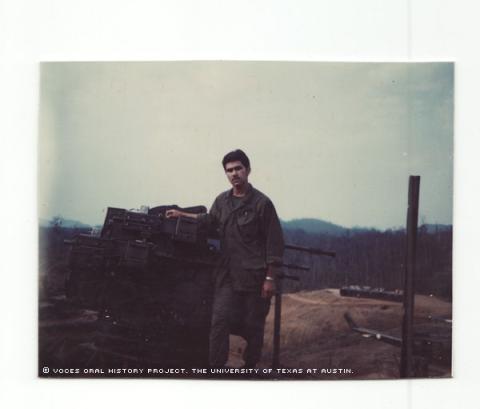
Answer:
166;209;182;218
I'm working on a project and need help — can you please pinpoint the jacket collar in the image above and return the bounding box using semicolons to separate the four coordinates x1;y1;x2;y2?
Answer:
227;183;254;210
228;183;253;198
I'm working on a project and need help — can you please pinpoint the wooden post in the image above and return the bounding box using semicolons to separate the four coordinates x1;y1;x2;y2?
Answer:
272;278;283;368
400;176;420;377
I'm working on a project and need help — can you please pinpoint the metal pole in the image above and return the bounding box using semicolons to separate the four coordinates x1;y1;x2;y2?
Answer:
284;244;336;258
400;176;420;378
272;278;283;368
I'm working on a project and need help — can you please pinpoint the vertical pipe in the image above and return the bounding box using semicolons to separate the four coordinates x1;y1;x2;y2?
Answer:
400;176;420;377
272;277;282;368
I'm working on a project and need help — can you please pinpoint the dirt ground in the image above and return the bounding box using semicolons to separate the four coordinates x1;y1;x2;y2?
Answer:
228;289;452;379
39;286;451;379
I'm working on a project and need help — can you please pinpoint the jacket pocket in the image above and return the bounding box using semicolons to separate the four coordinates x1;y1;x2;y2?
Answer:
241;257;266;270
237;208;259;242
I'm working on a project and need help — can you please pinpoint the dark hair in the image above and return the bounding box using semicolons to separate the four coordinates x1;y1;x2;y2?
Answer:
222;149;250;170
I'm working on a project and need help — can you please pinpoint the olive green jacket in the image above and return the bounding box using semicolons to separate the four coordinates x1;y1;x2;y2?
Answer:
199;184;284;291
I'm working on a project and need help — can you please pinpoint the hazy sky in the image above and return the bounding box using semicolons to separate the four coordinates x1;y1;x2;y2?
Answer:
38;62;453;229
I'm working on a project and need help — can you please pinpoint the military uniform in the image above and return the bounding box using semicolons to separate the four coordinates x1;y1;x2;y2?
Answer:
198;184;284;367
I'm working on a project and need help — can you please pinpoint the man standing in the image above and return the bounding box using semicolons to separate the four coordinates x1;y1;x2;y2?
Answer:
166;149;284;368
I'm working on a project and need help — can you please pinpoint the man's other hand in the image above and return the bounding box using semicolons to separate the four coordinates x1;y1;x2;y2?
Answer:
261;279;275;298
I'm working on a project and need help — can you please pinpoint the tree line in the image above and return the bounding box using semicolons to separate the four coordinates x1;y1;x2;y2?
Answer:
282;226;452;300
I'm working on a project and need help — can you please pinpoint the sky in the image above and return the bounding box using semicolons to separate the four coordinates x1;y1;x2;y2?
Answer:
38;62;453;229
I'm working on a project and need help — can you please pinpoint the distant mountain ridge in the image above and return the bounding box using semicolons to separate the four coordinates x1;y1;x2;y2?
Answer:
281;219;452;236
423;224;452;233
39;216;451;236
281;218;347;236
39;218;92;229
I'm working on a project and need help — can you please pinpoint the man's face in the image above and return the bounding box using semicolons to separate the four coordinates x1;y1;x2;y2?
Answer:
224;160;250;189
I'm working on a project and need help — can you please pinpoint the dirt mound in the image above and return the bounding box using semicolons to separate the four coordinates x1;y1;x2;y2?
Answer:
229;288;451;379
